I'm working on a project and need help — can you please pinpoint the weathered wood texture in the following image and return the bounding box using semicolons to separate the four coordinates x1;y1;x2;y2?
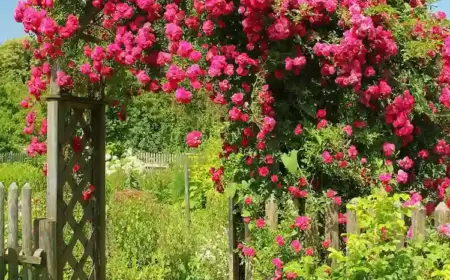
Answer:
0;183;48;280
227;197;239;280
39;219;57;280
46;89;106;280
8;183;18;280
265;196;278;232
325;203;340;267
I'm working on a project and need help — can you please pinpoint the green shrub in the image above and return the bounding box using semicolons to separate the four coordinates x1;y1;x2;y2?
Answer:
106;188;229;280
269;188;450;279
106;169;131;194
169;138;222;209
107;190;194;279
0;163;46;192
138;169;174;202
187;190;229;280
327;189;450;279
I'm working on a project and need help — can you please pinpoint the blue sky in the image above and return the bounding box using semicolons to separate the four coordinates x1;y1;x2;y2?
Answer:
0;0;25;43
0;0;449;43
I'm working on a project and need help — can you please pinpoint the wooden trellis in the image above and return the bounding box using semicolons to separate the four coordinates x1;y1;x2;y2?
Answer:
46;68;106;280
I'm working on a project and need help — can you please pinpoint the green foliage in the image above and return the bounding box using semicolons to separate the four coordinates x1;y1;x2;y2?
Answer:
327;189;450;279
243;188;450;280
138;169;175;202
0;163;46;191
183;138;222;208
186;190;229;280
0;39;42;152
107;189;228;280
0;39;31;83
106;92;224;155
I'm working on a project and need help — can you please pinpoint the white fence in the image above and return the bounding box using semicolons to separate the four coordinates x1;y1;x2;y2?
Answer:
0;152;31;163
0;151;203;168
134;152;184;168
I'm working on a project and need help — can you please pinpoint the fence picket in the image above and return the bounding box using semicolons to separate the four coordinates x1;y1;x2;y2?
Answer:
243;221;252;279
227;197;239;280
265;195;278;232
411;204;426;241
435;202;450;227
0;184;4;280
22;184;33;280
7;183;18;280
346;199;359;235
325;202;339;267
39;219;56;280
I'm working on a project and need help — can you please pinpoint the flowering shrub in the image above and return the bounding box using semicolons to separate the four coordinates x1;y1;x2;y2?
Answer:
327;189;450;279
13;0;450;277
241;188;450;279
107;189;229;279
106;148;146;175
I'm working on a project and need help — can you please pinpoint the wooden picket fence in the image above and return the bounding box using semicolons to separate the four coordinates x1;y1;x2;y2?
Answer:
0;153;34;164
263;198;450;249
134;152;183;168
231;197;450;279
0;182;55;279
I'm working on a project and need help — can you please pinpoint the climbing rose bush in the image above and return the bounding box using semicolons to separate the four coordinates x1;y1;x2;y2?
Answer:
14;0;450;278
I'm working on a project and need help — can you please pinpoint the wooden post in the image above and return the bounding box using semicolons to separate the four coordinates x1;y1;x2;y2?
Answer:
39;219;57;280
305;216;320;256
46;65;107;280
325;202;339;267
46;65;65;280
33;218;44;252
184;155;191;229
92;101;106;280
435;202;450;227
22;184;33;280
244;222;251;280
33;218;45;279
345;199;359;256
265;195;278;232
346;199;359;235
46;64;64;221
8;183;18;280
227;196;239;280
0;183;4;280
411;204;426;241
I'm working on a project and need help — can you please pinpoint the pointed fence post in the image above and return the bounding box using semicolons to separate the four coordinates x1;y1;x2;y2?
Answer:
325;202;339;267
265;195;278;232
0;183;4;280
8;183;19;280
346;198;359;235
435;202;450;227
22;184;33;280
411;204;426;241
228;196;239;280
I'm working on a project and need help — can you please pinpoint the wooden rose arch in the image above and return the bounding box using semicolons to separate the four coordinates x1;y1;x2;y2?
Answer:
44;65;106;280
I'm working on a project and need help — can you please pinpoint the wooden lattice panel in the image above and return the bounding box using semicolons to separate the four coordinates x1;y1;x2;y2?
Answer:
46;95;106;280
60;107;95;280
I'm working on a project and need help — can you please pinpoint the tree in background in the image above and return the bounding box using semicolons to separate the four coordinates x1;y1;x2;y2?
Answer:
0;38;223;154
0;39;34;152
106;88;223;155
